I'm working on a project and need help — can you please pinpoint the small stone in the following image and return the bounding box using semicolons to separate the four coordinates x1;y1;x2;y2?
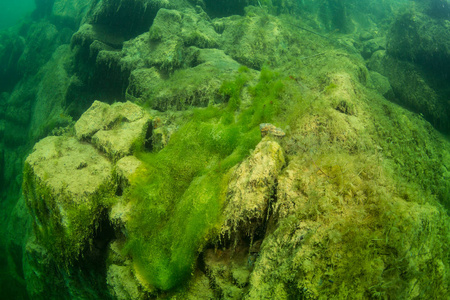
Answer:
259;123;286;138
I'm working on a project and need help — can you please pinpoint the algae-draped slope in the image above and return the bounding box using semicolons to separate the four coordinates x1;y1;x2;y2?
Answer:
6;0;450;299
122;67;286;291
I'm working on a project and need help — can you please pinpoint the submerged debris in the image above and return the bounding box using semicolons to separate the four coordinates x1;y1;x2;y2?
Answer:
259;123;286;138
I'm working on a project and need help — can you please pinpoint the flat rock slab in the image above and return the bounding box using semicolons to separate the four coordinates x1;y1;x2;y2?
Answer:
75;100;151;160
25;136;112;197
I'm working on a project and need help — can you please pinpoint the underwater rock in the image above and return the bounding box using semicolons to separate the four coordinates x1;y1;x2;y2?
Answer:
147;8;219;72
361;37;385;59
86;0;188;40
107;264;144;300
30;45;74;141
384;9;450;132
115;156;143;189
221;137;285;240
75;101;152;160
23;236;67;299
23;135;115;264
125;47;243;110
245;151;450;299
17;21;64;76
367;70;395;100
203;245;251;298
325;72;359;116
71;23;125;51
388;10;450;72
259;123;285;138
220;9;295;69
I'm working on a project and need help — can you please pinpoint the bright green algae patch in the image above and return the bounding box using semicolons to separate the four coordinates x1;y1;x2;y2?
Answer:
124;67;287;291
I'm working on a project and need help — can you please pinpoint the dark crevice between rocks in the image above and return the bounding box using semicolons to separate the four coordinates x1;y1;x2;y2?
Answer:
67;210;116;298
115;185;123;197
92;212;116;263
198;178;281;296
144;120;154;152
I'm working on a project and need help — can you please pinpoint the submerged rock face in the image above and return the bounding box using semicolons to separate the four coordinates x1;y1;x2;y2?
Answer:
21;100;156;298
376;8;450;132
23;135;115;263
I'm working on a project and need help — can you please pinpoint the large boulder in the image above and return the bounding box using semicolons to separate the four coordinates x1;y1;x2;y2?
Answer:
23;135;115;264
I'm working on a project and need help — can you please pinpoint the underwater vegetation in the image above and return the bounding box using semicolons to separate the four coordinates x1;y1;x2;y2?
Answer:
1;0;450;299
123;66;290;291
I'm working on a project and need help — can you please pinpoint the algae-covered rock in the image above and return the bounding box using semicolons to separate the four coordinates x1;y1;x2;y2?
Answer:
115;155;143;189
0;30;25;92
203;245;252;298
107;264;144;300
23;135;115;264
220;10;292;70
244;152;450;299
23;236;67;299
30;45;74;141
221;137;285;240
110;156;142;231
24;232;114;299
75;100;152;160
147;8;219;72
17;21;65;76
367;70;394;100
382;9;450;132
368;50;448;131
127;48;243;110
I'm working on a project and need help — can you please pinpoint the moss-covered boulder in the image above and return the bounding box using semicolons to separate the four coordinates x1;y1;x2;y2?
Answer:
147;8;219;72
30;45;74;141
23;135;115;264
107;263;144;300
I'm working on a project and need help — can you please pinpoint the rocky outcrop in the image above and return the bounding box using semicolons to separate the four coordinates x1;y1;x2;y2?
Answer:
22;100;153;298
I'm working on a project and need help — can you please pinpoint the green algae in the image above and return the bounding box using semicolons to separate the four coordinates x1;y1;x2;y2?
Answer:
123;67;288;291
